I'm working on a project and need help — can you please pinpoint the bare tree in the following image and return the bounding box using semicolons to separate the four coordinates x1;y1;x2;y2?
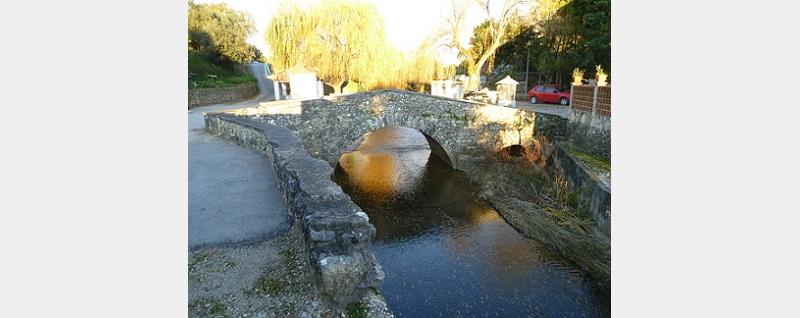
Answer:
443;0;529;91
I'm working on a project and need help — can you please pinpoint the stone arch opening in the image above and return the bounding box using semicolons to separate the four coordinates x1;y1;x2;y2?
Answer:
341;126;455;170
498;144;526;158
419;131;454;169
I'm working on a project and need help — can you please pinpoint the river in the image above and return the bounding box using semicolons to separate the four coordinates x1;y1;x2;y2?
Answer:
332;127;609;318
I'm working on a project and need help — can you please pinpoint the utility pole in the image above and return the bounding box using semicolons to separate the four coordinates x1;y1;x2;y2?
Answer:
524;48;530;90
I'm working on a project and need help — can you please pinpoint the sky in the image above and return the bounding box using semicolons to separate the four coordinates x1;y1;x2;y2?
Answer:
195;0;520;64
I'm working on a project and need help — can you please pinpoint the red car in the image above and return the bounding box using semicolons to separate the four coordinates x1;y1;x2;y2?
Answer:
527;85;570;105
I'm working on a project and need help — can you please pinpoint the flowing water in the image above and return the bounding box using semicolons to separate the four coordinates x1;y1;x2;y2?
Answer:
332;127;610;318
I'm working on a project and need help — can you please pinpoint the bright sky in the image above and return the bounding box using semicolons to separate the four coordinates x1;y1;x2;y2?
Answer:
195;0;522;65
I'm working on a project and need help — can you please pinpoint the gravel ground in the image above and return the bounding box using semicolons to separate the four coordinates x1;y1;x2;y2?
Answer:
188;223;337;318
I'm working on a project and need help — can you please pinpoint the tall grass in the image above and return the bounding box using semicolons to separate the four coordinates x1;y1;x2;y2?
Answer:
479;134;594;234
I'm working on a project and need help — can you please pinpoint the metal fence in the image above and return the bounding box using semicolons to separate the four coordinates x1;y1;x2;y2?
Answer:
571;84;611;117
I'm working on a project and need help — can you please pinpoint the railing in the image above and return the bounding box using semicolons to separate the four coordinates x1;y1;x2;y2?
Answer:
570;85;611;117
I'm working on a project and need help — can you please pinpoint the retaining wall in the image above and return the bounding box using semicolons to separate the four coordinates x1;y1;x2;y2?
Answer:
204;113;385;306
567;108;610;160
189;84;259;108
552;142;611;239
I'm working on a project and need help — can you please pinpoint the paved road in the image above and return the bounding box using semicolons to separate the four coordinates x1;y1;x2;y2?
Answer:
515;101;570;118
189;62;290;250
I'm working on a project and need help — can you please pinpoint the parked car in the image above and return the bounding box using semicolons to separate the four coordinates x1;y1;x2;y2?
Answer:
527;85;570;105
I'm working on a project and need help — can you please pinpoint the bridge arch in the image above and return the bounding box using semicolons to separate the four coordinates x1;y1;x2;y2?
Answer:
341;126;455;169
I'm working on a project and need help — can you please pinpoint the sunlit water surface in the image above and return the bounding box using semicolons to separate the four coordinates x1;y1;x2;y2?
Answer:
332;127;609;318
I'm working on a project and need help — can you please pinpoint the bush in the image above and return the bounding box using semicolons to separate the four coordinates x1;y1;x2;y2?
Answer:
188;51;256;89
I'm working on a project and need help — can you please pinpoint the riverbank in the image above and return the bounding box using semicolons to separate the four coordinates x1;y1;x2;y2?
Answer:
469;142;611;289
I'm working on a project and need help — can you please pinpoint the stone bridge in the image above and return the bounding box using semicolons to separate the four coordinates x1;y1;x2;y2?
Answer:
213;89;564;172
201;89;567;307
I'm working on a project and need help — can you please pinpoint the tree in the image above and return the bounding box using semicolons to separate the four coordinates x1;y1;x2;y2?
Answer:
305;0;387;93
490;0;610;87
265;1;314;74
266;0;456;93
188;1;256;64
266;0;388;93
559;0;610;74
442;0;529;91
268;0;429;93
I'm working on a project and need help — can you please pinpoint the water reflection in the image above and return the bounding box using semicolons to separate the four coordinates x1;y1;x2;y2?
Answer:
333;127;609;318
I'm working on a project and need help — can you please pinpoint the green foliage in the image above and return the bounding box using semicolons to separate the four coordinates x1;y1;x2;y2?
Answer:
446;0;529;90
560;0;610;73
188;1;257;64
494;0;610;86
466;15;527;77
188;51;256;89
346;302;368;318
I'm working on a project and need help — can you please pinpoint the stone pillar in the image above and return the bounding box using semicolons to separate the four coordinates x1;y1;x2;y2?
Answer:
591;84;599;127
273;81;281;100
569;83;574;116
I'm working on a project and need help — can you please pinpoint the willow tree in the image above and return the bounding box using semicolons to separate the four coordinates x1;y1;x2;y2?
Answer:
402;33;457;88
443;0;529;91
266;0;393;93
265;1;314;75
309;0;381;92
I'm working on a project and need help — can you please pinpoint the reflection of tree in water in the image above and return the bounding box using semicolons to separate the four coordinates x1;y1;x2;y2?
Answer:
333;126;484;241
334;144;572;282
334;149;474;241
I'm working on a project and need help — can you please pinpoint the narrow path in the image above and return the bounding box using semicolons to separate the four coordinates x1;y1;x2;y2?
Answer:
188;62;290;250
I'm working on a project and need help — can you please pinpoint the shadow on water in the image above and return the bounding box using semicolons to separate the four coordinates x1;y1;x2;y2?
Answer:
332;127;609;318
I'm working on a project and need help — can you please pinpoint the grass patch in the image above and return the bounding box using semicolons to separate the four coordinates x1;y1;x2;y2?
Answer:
191;74;256;89
279;247;303;281
250;276;287;297
369;287;383;297
346;302;369;318
562;142;610;173
246;246;303;297
189;297;227;316
189;252;211;273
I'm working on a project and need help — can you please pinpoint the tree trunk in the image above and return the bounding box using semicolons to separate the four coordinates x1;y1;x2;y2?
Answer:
466;72;480;91
328;81;343;94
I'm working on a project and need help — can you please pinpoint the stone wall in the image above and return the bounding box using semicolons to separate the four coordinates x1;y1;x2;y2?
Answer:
567;108;610;160
224;89;561;172
204;114;385;307
188;84;259;108
552;142;611;239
